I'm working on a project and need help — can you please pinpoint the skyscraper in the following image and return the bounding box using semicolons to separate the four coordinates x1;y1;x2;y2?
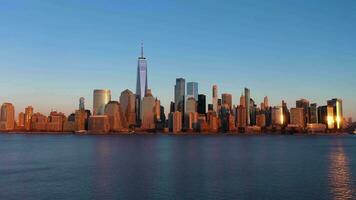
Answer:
264;96;269;108
93;89;111;115
136;43;148;100
212;85;218;113
105;101;126;131
296;99;310;125
141;89;156;129
187;82;198;101
186;97;197;114
310;103;318;123
120;89;136;126
244;88;251;125
197;94;206;115
174;78;185;112
79;97;85;110
136;44;148;125
0;103;15;131
24;106;33;131
327;98;343;129
222;93;232;111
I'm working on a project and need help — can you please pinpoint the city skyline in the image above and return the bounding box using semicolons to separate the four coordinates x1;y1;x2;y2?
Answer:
0;1;355;119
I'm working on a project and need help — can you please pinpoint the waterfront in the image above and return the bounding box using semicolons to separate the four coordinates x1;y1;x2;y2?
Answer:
0;134;355;200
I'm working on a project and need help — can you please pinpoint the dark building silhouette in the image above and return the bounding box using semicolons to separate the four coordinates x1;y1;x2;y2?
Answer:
197;94;206;115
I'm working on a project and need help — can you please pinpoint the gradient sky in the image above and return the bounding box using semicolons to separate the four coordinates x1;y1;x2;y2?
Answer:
0;0;355;119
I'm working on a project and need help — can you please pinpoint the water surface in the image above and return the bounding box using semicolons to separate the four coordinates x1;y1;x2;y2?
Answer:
0;134;355;200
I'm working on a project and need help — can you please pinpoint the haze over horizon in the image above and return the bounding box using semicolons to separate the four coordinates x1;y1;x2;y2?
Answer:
0;0;355;119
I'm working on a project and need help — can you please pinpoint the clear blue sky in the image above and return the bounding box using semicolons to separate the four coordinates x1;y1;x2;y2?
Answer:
0;0;355;119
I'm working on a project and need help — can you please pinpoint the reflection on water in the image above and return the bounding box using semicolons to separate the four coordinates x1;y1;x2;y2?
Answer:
329;145;354;200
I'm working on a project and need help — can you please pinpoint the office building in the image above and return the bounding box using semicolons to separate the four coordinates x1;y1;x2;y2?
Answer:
141;89;156;130
327;98;343;129
175;78;185;113
212;85;218;113
197;94;206;115
120;89;136;126
245;88;251;125
222;93;232;111
186;97;197;114
296;99;310;125
172;111;182;133
0;103;15;131
88;115;110;133
105;101;126;132
290;108;305;128
93;89;111;115
187;82;198;100
79;97;85;110
310;103;318;123
25;106;34;131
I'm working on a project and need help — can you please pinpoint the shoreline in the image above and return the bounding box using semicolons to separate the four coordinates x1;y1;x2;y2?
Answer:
0;131;352;136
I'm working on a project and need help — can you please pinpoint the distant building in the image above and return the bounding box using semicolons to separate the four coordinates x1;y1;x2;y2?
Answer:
136;44;148;125
187;82;198;101
264;96;269;109
47;111;66;132
18;112;25;128
222;93;232;111
120;89;136;126
290;108;305;128
245;88;251;125
88;115;110;133
93;89;111;115
75;109;89;131
141;89;156;130
31;112;48;131
197;94;206;115
79;97;85;110
327;98;343;129
105;101;126;132
296;99;310;125
317;106;328;125
186;97;197;114
272;106;283;126
208;104;213;112
25;106;34;131
172;111;182;133
212;85;218;113
256;113;266;128
0;103;15;131
175;78;185;113
310;103;318;123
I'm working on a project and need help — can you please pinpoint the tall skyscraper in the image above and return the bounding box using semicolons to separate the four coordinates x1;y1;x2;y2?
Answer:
79;97;85;110
105;101;125;131
222;93;232;110
264;96;269;108
186;97;197;114
197;94;206;115
136;44;148;125
296;99;310;125
0;103;15;131
244;88;251;125
174;78;185;112
141;89;156;129
136;43;148;100
212;85;218;113
327;98;343;129
93;89;111;115
24;106;33;131
310;103;318;123
187;82;198;101
120;89;136;126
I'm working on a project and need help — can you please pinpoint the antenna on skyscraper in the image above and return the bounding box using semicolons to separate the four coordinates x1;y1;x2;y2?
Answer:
141;42;144;58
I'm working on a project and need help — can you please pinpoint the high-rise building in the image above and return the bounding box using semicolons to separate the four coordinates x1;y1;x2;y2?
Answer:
88;115;110;133
310;103;318;123
222;93;232;111
172;111;182;133
327;98;343;129
212;85;218;113
296;99;310;125
79;97;85;110
18;112;25;128
256;113;266;128
187;82;198;101
141;89;156;129
317;106;328;125
0;103;15;131
237;106;247;128
186;97;197;114
174;78;185;113
136;43;148;100
105;101;126;132
25;106;34;131
197;94;206;115
290;108;305;127
93;89;111;115
47;111;66;132
120;89;136;126
282;100;290;126
136;44;148;125
245;88;251;125
272;106;283;126
264;96;269;108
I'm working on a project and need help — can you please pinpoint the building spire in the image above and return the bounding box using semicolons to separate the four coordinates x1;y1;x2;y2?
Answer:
141;42;144;58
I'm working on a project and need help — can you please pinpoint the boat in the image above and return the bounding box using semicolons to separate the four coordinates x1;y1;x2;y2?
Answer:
75;130;87;134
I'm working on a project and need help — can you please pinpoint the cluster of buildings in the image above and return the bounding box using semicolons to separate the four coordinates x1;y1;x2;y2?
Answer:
0;45;351;134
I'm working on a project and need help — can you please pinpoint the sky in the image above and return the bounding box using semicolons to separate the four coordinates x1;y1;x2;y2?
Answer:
0;0;355;119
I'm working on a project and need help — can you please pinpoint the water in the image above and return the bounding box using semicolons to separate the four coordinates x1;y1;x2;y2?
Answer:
0;133;355;200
